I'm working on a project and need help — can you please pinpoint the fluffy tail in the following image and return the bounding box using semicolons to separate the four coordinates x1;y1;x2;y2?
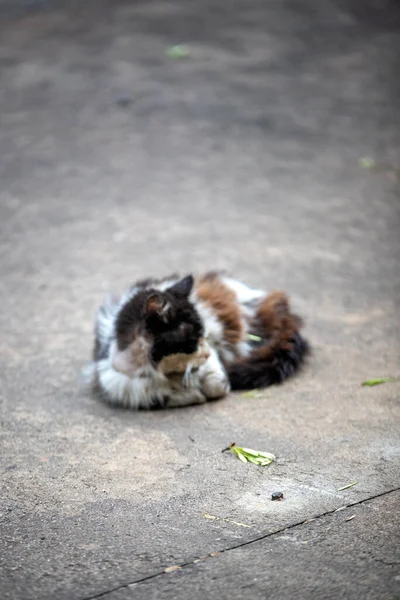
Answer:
227;291;309;390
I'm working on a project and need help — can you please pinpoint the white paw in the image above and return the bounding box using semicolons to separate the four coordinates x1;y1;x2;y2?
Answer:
201;374;230;399
182;364;202;389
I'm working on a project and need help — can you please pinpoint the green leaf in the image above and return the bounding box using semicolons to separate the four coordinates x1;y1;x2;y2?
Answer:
358;157;375;169
362;377;398;387
237;452;248;463
242;390;261;399
252;450;276;460
240;447;261;457
247;333;263;342
229;445;275;466
165;45;190;59
260;457;275;465
337;481;358;491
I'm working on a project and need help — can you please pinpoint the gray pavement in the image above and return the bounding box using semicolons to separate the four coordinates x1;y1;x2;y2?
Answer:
0;1;399;599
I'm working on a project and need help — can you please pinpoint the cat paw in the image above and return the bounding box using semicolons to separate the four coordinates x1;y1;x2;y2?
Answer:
182;366;201;389
165;389;207;408
201;375;230;399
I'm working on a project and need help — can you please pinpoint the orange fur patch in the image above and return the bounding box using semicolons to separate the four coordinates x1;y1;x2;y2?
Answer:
251;291;303;359
196;273;244;344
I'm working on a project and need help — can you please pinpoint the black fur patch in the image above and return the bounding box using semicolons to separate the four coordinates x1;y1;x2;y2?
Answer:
115;290;150;351
228;332;309;390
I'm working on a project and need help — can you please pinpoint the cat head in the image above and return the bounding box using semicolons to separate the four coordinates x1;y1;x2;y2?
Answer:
115;275;204;367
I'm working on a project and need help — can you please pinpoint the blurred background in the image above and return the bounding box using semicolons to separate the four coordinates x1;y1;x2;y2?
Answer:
1;1;399;362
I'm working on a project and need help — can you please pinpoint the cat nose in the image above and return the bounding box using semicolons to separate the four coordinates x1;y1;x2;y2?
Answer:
204;350;210;359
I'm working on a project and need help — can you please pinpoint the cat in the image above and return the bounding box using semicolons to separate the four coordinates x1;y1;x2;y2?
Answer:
85;272;308;409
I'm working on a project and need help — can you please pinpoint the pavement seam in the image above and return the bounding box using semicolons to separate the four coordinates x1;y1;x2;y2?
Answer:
81;486;400;600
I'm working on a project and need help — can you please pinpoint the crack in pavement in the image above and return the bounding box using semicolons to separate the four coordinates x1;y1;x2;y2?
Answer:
81;486;400;600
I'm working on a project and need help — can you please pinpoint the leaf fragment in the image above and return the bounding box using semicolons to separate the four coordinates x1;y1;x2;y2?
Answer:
247;333;263;342
242;390;262;399
362;377;398;387
165;44;190;59
358;157;376;169
164;565;182;573
227;444;276;466
240;447;260;457
337;481;358;491
345;515;356;522
225;519;253;528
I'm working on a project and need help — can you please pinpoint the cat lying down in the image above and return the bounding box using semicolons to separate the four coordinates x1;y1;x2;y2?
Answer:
85;272;309;409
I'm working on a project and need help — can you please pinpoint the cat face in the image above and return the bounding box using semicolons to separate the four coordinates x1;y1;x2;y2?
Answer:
145;276;204;363
115;275;204;367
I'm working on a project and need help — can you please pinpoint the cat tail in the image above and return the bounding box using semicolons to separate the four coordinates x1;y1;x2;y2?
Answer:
227;291;309;390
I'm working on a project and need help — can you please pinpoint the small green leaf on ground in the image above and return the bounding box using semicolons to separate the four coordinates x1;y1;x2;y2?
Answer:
242;390;262;399
165;44;190;59
362;377;398;387
337;481;358;491
237;452;248;463
358;157;376;169
227;443;275;466
247;333;263;342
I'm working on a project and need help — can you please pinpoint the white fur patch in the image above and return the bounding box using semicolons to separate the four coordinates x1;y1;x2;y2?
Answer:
236;340;253;359
198;347;230;399
221;276;266;304
96;294;119;349
192;296;224;344
96;358;168;409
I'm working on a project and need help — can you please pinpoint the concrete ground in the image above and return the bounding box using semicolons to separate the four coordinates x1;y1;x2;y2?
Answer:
0;0;399;599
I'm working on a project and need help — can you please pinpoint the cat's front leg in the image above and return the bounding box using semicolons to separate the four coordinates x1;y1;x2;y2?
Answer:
199;348;230;399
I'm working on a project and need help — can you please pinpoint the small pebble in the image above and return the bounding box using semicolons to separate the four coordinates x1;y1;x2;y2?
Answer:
271;491;284;501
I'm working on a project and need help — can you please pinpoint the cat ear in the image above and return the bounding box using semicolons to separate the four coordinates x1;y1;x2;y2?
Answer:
145;293;171;322
168;275;194;298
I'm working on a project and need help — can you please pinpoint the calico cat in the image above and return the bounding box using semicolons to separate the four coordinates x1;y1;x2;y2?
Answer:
85;272;308;409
